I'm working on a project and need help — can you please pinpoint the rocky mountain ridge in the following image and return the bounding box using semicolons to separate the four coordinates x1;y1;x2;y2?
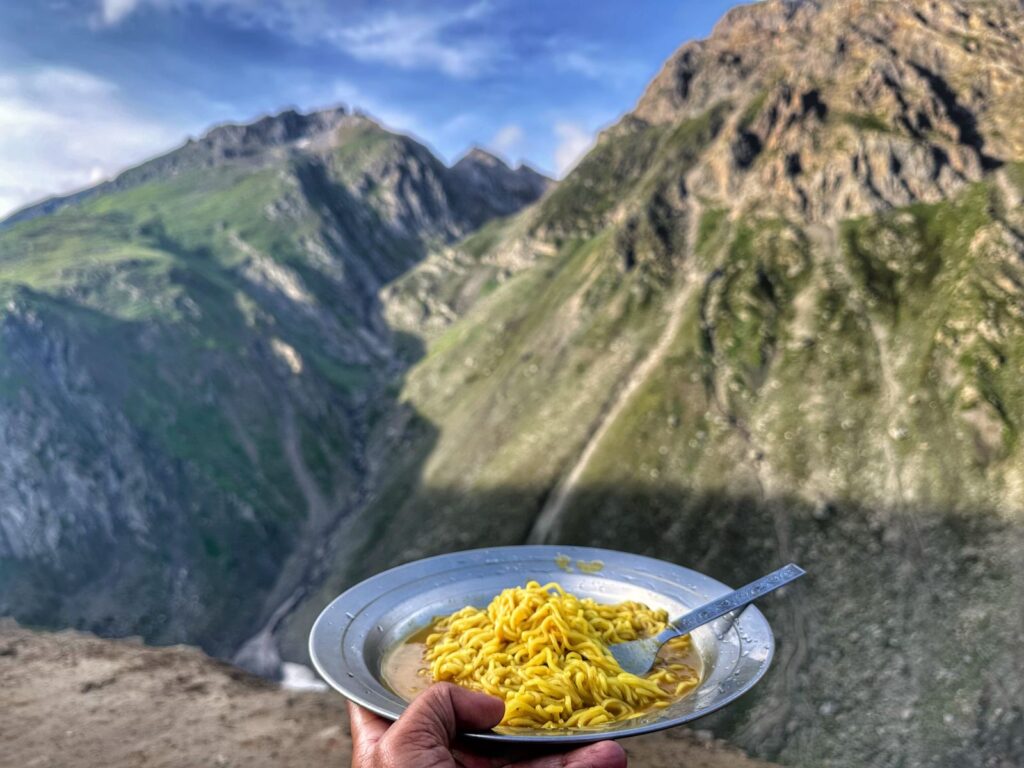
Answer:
0;107;550;657
1;107;349;228
2;106;550;231
628;0;1023;222
271;2;1024;767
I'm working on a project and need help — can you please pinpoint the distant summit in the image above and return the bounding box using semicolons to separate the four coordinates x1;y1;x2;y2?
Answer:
451;147;552;221
2;106;346;228
0;99;550;665
1;106;551;229
196;106;350;154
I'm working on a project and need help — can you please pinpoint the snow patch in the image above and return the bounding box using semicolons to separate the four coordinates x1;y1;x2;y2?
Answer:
280;662;328;692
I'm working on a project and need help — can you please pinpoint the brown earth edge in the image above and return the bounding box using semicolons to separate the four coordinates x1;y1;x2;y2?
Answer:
0;620;778;768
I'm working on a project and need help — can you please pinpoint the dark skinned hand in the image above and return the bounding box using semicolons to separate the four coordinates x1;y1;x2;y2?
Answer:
349;683;628;768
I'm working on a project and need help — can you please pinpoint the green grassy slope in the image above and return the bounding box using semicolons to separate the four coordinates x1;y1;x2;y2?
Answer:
292;168;1024;768
0;159;368;652
280;4;1024;762
0;111;547;656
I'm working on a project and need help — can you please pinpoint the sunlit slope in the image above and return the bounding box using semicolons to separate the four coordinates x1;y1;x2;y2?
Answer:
0;109;549;656
286;2;1024;766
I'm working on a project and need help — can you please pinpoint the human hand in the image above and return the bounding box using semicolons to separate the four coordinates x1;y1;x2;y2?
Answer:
349;682;627;768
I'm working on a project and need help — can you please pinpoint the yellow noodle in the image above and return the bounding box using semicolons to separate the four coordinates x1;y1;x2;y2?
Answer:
424;581;699;729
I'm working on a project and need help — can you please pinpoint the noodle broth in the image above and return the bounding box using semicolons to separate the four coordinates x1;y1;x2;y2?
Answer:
381;623;705;723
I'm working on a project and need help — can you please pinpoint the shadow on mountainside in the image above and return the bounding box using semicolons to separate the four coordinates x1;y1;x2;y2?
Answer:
278;467;1024;768
4;156;1024;768
2;220;1021;768
0;203;432;658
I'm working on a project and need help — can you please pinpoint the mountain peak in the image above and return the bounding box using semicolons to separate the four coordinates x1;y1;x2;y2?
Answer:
624;0;1024;221
454;147;511;171
454;147;552;184
449;147;553;220
194;105;351;157
1;105;356;227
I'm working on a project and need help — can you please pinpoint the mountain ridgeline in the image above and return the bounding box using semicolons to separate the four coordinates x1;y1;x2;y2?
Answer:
292;1;1024;765
0;106;550;657
2;1;1024;767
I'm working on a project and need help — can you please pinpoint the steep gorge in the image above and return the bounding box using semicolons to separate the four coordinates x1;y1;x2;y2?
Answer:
0;108;550;656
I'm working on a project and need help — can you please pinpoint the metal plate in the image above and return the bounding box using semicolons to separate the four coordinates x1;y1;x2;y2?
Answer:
309;545;774;743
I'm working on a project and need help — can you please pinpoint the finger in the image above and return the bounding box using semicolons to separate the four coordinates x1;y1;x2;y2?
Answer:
449;748;508;768
444;684;507;731
450;738;543;768
384;683;505;749
348;701;390;763
508;740;628;768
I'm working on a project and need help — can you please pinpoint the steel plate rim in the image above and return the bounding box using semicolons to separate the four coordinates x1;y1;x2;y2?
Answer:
309;545;775;743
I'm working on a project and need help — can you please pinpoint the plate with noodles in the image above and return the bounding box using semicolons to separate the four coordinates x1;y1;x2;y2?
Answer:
309;545;775;743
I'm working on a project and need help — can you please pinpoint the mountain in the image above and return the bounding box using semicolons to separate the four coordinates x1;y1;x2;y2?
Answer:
3;1;1024;767
2;109;550;231
0;105;551;657
263;1;1021;766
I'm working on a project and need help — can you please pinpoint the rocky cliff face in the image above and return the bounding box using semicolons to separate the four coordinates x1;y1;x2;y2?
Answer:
273;2;1024;767
0;108;549;655
631;0;1022;221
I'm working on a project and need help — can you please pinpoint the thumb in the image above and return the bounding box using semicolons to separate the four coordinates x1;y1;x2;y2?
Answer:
383;682;505;750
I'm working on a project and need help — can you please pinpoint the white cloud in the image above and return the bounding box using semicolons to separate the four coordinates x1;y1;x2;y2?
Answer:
328;3;496;78
491;124;523;155
437;113;478;137
0;67;186;218
94;0;501;78
547;39;647;87
101;0;140;25
555;51;606;80
326;80;414;128
553;121;594;177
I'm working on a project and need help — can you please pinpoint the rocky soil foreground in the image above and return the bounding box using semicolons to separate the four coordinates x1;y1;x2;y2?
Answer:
0;622;776;768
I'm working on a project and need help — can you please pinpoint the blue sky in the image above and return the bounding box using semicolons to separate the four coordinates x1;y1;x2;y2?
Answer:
0;0;744;217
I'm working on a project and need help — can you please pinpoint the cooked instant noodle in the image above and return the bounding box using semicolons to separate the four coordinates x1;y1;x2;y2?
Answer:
422;581;700;728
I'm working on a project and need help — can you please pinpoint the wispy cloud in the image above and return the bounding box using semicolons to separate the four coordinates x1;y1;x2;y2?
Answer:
0;67;185;217
553;121;594;176
546;38;647;87
555;51;607;80
327;2;498;78
100;0;140;25
491;123;523;156
322;79;420;135
94;0;301;29
93;0;502;77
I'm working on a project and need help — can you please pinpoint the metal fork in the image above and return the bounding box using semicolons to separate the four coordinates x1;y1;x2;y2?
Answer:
609;563;806;676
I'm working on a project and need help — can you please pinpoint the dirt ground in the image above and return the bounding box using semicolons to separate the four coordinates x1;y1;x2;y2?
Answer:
0;621;777;768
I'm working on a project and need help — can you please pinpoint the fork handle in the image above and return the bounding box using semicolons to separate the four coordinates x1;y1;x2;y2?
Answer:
656;563;806;643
